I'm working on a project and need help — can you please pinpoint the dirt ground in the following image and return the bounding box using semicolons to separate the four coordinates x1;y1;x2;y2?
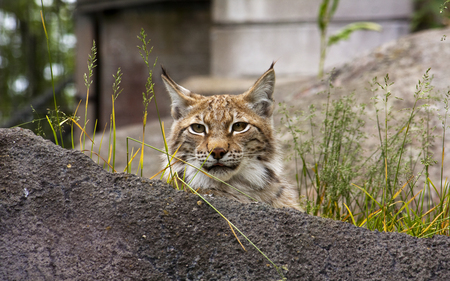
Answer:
1;127;450;280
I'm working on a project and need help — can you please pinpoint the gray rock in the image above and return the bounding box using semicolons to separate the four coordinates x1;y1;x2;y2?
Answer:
1;127;450;280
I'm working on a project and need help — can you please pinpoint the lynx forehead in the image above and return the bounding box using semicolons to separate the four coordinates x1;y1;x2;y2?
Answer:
161;63;302;211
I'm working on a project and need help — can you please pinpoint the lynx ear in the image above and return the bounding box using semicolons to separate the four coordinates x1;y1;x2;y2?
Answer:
243;63;275;118
161;66;195;120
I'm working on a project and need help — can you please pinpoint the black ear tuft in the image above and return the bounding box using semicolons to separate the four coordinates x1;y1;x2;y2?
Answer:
161;65;168;77
160;66;196;120
242;64;276;118
269;61;276;70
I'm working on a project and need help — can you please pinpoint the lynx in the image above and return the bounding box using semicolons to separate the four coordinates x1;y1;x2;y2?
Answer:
161;63;302;211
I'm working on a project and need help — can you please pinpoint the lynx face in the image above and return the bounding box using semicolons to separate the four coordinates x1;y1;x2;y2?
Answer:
161;64;302;210
169;94;276;182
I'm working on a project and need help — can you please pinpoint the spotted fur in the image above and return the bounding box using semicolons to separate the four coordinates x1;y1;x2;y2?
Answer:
161;64;302;210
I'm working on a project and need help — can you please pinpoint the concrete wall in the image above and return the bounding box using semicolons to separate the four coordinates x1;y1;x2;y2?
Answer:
75;1;211;130
97;2;211;128
211;0;413;77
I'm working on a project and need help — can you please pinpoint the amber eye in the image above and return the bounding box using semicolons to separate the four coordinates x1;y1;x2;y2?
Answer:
232;122;248;132
190;124;206;134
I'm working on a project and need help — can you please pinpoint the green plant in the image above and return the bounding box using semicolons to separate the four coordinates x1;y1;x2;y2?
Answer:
81;41;97;150
110;67;124;171
280;79;367;218
411;0;450;31
136;28;158;177
280;69;450;237
1;0;75;133
317;0;381;78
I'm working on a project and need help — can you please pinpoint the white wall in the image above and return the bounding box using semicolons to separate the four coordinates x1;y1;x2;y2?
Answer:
211;0;412;77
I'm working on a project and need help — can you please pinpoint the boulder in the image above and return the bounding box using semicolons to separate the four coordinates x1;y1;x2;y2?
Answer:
1;127;449;280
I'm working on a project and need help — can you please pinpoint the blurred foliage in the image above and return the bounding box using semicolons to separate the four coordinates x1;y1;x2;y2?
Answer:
0;0;76;134
412;0;450;31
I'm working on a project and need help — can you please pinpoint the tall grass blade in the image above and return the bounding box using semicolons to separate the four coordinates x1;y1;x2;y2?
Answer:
344;203;356;225
40;5;63;147
46;115;58;146
123;148;140;173
420;210;445;236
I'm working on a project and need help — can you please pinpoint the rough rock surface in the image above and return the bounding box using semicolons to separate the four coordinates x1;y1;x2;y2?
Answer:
1;127;450;280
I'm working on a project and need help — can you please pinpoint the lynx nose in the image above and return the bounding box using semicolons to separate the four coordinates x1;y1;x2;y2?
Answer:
210;147;227;159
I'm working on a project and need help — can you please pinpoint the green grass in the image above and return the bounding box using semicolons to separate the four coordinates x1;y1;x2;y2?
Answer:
279;69;450;237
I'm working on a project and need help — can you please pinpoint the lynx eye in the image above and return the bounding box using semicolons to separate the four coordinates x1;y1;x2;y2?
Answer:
190;124;206;134
232;122;249;133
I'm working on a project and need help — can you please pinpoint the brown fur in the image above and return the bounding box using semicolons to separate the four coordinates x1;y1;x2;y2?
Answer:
161;64;302;211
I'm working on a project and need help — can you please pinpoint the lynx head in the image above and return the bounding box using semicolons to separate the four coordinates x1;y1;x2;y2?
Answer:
161;63;282;192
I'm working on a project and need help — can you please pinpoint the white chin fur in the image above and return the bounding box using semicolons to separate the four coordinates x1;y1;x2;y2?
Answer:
206;167;235;181
165;154;281;192
184;157;267;189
